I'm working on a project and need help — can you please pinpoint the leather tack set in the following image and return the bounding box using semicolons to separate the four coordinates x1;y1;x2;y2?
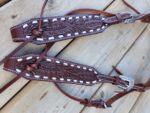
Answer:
1;0;150;108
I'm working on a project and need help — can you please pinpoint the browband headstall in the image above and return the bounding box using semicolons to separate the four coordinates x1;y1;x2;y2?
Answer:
4;54;131;89
11;14;108;45
1;0;150;109
11;13;150;45
4;54;100;85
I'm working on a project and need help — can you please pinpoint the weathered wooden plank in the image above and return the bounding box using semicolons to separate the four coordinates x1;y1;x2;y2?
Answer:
123;25;150;113
0;0;51;108
124;0;150;13
0;0;113;109
0;0;10;6
130;92;150;113
1;0;149;113
81;0;150;113
107;25;150;113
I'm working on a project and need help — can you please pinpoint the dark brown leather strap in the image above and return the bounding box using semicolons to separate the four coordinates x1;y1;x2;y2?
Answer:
0;37;35;66
10;11;150;45
122;0;141;14
3;44;147;108
66;9;115;16
55;69;150;108
11;13;150;45
11;13;110;45
122;0;150;23
2;0;150;66
0;76;20;94
4;0;149;66
0;43;54;94
0;0;49;66
3;44;149;108
1;0;150;108
4;54;128;86
0;0;50;93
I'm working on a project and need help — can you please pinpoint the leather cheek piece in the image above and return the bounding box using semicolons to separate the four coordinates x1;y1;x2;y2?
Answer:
3;54;103;86
10;14;109;45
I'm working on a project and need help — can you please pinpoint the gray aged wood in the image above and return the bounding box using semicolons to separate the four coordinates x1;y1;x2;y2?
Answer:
0;0;150;113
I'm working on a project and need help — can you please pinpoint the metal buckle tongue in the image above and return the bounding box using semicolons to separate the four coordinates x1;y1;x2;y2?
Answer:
124;14;137;24
118;75;135;91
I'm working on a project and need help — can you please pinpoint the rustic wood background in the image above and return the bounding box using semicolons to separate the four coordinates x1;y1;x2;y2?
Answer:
0;0;150;113
0;0;10;6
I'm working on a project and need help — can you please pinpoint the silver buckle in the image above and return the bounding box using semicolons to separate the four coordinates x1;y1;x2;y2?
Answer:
103;103;108;108
124;15;136;24
118;75;134;91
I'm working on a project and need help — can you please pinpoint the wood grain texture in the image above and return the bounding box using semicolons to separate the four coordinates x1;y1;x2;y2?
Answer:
0;0;113;110
81;0;150;113
124;25;150;113
1;0;150;113
0;0;10;6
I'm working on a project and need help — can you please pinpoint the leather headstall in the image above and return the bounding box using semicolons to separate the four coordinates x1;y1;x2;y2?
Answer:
1;0;150;108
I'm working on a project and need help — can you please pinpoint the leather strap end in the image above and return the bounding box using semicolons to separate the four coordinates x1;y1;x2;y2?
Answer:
104;13;131;24
0;57;6;66
10;25;27;42
80;99;112;108
141;14;150;23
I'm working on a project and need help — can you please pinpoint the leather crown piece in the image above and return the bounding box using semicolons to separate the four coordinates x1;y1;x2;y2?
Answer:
1;0;150;109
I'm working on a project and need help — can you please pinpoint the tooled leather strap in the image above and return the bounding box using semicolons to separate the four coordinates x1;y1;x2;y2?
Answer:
2;0;150;65
0;1;115;66
1;41;147;108
4;53;129;87
0;43;54;94
1;0;150;107
11;13;150;45
10;3;150;45
10;13;108;45
0;0;150;65
0;1;117;92
3;42;150;108
4;51;144;108
0;0;49;66
0;0;51;93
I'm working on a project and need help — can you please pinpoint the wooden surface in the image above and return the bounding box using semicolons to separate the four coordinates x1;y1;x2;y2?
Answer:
0;0;150;113
0;0;10;6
